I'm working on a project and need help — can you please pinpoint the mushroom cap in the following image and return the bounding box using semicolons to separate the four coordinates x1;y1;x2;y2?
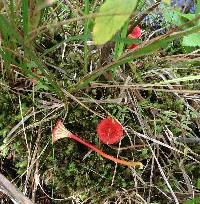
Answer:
96;117;124;145
52;120;71;143
127;26;141;50
128;25;141;38
127;43;138;50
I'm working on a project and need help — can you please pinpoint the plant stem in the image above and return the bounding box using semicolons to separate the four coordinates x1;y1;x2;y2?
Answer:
83;0;90;75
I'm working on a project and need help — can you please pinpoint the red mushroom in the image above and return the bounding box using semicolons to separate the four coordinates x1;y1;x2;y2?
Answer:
96;117;123;145
52;120;143;168
127;25;142;50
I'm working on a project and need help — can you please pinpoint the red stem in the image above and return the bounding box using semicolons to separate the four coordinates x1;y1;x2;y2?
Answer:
69;133;143;168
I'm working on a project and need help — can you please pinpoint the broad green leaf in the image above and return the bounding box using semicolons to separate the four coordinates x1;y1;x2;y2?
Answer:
182;33;200;47
93;0;137;45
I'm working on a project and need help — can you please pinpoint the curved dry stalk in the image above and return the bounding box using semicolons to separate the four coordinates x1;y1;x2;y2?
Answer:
52;120;143;168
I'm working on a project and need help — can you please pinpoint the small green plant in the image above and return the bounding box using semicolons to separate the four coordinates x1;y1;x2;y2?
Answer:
184;196;200;204
163;0;200;48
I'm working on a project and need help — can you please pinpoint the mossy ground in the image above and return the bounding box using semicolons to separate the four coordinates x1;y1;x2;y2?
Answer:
1;1;200;203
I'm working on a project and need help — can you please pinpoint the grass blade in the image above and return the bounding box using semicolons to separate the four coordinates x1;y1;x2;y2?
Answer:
22;1;29;39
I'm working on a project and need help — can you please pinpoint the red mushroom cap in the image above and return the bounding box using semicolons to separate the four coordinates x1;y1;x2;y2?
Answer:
129;25;141;38
127;25;142;50
127;43;138;50
96;117;124;145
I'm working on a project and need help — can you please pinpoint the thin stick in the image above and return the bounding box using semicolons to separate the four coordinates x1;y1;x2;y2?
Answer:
0;173;33;204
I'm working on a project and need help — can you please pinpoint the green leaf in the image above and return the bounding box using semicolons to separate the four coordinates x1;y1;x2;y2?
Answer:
178;13;195;21
163;8;195;27
93;0;137;45
182;33;200;47
163;10;183;26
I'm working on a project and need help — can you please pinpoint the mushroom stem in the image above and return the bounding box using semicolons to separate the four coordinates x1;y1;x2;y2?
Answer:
53;120;143;168
69;133;143;168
